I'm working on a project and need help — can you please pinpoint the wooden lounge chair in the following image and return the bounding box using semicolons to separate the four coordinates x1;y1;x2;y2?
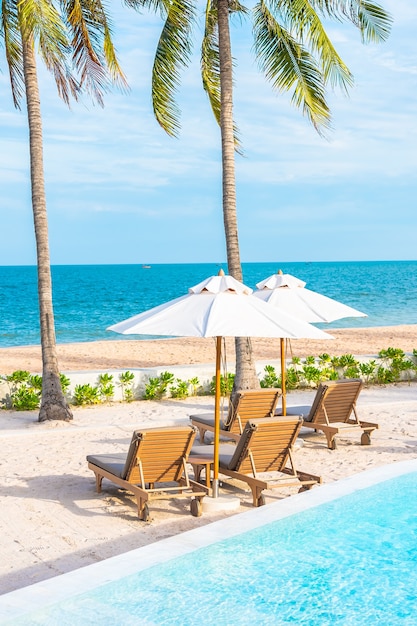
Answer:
281;379;378;450
189;417;322;507
87;426;209;521
190;388;281;443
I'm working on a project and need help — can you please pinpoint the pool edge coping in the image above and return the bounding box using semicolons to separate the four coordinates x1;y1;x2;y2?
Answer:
1;458;416;621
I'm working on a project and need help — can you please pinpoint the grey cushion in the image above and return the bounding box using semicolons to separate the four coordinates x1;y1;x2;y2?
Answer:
87;453;127;478
189;414;229;430
276;405;313;421
190;443;235;459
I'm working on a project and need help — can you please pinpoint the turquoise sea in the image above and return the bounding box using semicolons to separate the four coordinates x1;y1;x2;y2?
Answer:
0;260;416;348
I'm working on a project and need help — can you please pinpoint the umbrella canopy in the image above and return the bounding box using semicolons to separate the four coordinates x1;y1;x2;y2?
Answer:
108;273;334;340
254;271;367;324
107;271;332;498
254;271;367;414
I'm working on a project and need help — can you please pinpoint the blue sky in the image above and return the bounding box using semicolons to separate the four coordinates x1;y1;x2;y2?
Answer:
0;0;415;266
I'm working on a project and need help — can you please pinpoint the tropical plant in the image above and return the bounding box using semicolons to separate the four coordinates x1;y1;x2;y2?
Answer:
210;372;235;396
143;371;175;400
378;348;415;383
0;370;41;410
119;371;136;402
359;360;377;385
0;0;126;421
260;364;281;388
127;0;391;396
188;377;200;395
97;373;115;402
73;383;101;406
169;378;190;399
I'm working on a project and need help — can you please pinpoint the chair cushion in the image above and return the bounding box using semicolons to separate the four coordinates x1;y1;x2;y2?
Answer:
190;443;235;458
87;453;127;478
276;405;313;421
189;414;229;430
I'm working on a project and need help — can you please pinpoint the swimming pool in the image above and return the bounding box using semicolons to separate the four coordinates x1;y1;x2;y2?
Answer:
1;460;416;625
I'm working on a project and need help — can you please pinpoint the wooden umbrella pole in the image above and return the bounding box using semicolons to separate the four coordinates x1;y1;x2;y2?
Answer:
280;337;286;415
212;335;222;498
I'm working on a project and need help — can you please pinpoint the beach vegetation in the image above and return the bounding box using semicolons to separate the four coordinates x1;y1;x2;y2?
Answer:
377;348;416;383
127;0;392;399
188;377;201;396
0;371;72;411
73;384;101;406
97;374;115;402
210;373;235;397
0;0;127;422
1;345;416;410
0;370;41;410
118;371;136;402
260;365;280;389
259;348;417;390
169;379;191;399
359;361;377;385
143;372;201;400
143;371;175;400
60;374;71;395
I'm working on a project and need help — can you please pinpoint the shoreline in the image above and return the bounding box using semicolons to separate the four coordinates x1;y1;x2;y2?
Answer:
0;324;416;375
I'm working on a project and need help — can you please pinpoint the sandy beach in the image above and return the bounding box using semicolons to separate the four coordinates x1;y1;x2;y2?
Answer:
0;324;416;375
0;326;416;597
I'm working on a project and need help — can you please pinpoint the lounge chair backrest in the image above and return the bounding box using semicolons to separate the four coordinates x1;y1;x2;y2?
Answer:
225;388;281;434
226;417;302;474
122;426;196;484
311;379;362;424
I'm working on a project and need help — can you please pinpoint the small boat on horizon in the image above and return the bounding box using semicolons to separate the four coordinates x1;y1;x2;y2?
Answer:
142;265;151;269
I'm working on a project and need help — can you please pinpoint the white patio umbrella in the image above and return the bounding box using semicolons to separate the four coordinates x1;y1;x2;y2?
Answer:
254;270;367;414
107;271;332;498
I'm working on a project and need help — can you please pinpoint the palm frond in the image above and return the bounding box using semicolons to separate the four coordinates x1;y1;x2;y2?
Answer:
269;0;353;92
152;0;196;136
309;0;392;43
253;0;331;134
18;0;79;105
123;0;169;18
202;0;221;125
62;0;127;106
1;0;25;107
350;0;392;43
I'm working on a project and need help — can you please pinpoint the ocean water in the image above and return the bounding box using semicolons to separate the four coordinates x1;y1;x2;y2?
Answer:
9;471;417;625
0;260;416;348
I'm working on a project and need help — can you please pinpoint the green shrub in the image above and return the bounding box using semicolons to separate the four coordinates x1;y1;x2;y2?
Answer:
260;365;280;388
0;370;41;410
169;379;190;399
210;373;235;396
1;345;416;410
73;384;100;406
188;377;200;396
143;371;175;400
97;373;115;402
119;371;135;402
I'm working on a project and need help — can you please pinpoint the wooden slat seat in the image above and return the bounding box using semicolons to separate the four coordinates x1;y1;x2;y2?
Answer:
280;379;378;449
190;388;281;443
189;417;322;507
87;426;209;520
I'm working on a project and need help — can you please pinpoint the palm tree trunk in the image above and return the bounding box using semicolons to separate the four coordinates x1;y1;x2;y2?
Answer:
217;0;259;391
21;35;73;421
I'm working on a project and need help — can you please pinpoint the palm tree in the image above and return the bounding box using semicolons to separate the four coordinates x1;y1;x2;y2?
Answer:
1;0;127;421
128;0;392;391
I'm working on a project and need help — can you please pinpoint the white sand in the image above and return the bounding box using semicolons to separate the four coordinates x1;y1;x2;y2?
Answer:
0;327;416;595
0;383;416;595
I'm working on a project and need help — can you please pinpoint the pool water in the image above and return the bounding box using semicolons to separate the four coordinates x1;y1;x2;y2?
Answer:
10;471;417;625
